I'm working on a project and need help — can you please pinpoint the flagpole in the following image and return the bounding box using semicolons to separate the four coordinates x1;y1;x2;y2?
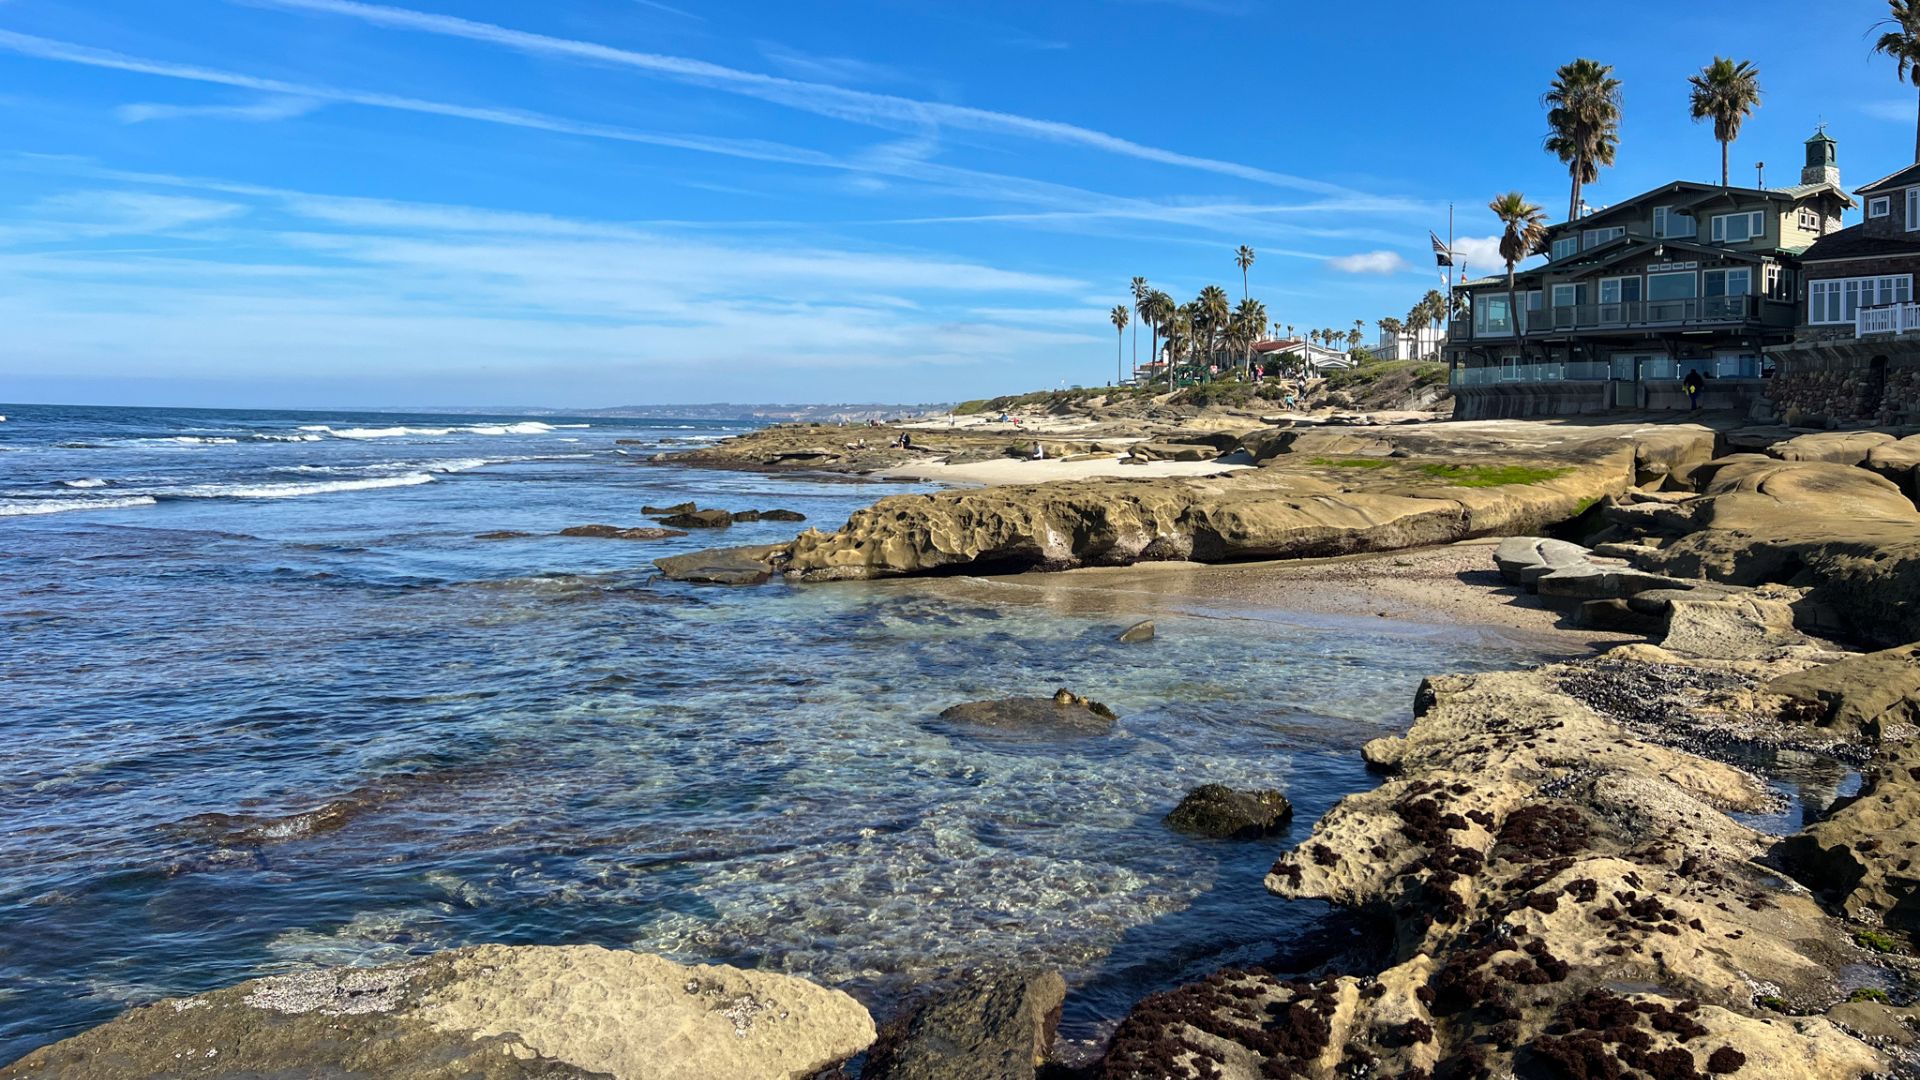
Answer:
1445;202;1453;337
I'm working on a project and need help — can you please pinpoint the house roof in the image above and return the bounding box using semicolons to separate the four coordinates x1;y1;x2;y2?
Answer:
1856;163;1920;196
1549;179;1852;237
1798;222;1920;263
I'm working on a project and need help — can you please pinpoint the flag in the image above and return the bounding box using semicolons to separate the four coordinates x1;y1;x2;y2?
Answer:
1430;231;1454;267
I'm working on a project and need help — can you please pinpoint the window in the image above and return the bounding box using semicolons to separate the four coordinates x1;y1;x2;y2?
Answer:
1653;206;1696;239
1647;271;1698;300
1474;294;1513;335
1870;196;1891;218
1808;274;1913;324
1709;211;1766;243
1550;283;1586;308
1798;208;1821;231
1908;187;1920;231
1704;268;1751;296
1551;235;1580;262
1598;276;1641;304
1582;226;1625;249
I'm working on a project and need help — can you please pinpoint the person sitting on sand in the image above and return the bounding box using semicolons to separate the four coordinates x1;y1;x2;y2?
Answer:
1033;442;1045;460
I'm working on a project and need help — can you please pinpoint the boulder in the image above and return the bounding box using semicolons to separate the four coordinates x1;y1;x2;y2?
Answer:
938;689;1117;735
756;509;808;522
1779;739;1920;932
0;944;876;1080
1127;441;1216;463
1535;565;1688;607
657;508;736;529
641;501;697;515
1492;536;1592;588
862;969;1066;1080
1865;434;1920;499
1164;784;1294;839
1762;642;1920;738
558;524;689;540
653;545;785;586
1767;430;1897;466
1117;620;1156;644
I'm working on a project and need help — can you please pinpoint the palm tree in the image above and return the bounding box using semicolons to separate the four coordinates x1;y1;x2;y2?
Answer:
1234;297;1267;372
1172;304;1199;389
1234;245;1256;301
1109;304;1130;387
1129;277;1149;374
1144;289;1175;379
1874;1;1920;162
1688;58;1761;187
1196;285;1231;371
1405;302;1432;360
1543;58;1623;221
1490;191;1551;350
1378;316;1404;359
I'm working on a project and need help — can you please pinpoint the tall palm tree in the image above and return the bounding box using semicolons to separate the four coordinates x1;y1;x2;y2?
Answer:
1196;285;1231;370
1543;58;1623;222
1490;191;1551;350
1874;1;1920;163
1109;304;1130;387
1129;277;1149;373
1688;58;1761;187
1405;302;1432;360
1234;245;1256;301
1378;316;1404;359
1171;304;1199;389
1234;297;1267;371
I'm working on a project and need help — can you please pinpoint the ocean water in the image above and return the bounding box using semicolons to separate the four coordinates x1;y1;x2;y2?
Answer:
0;402;1553;1063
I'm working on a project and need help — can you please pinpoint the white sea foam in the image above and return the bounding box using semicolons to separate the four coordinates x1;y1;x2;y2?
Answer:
275;458;497;477
297;422;553;439
58;478;109;488
0;495;157;516
148;436;239;445
251;433;325;442
169;474;437;499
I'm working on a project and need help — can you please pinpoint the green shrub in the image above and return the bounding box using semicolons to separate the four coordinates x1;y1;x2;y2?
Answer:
1848;988;1891;1003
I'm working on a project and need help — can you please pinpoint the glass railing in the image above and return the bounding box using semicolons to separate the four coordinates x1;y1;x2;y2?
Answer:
1455;296;1759;338
1450;356;1762;386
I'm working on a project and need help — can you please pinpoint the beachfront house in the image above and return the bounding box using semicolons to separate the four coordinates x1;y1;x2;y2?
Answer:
1763;156;1920;425
1372;325;1445;362
1445;130;1853;419
1252;338;1352;376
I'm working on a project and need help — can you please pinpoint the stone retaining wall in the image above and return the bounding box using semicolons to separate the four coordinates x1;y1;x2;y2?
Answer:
1765;340;1920;426
1451;379;1765;420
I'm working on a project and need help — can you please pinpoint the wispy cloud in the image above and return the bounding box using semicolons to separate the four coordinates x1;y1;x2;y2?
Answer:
755;41;904;86
0;190;247;243
241;0;1368;196
116;95;320;123
1324;251;1409;275
1862;99;1915;123
631;0;702;20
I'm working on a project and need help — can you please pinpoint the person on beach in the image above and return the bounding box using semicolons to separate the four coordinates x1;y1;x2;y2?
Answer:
1682;369;1705;411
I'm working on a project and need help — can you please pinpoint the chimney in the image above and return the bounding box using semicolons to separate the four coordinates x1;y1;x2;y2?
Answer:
1803;126;1839;188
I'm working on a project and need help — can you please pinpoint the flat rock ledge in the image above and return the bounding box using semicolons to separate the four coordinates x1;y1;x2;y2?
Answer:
0;944;876;1080
1099;557;1919;1078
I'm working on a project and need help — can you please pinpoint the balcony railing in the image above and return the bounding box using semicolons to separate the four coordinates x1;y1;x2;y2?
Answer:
1450;355;1765;387
1856;301;1920;337
1450;295;1787;342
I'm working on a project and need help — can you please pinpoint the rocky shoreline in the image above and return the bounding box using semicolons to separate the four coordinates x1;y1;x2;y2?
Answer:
12;415;1920;1078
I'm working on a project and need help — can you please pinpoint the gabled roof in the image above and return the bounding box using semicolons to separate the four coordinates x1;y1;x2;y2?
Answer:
1798;222;1920;263
1549;178;1852;236
1856;163;1920;196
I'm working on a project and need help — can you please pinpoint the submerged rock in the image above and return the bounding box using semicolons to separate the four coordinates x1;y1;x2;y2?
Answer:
653;545;784;586
557;524;689;540
658;508;736;529
863;969;1066;1080
640;501;696;515
474;530;532;540
0;944;875;1080
1164;784;1293;839
937;690;1116;735
1117;620;1156;644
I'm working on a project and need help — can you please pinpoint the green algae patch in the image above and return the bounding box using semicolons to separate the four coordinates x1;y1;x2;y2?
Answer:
1416;463;1572;488
1853;929;1899;953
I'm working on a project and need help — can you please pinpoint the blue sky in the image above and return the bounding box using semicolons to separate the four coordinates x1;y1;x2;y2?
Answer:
3;0;1919;408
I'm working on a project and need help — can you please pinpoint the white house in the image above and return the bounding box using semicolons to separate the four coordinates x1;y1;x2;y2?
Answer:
1372;325;1446;362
